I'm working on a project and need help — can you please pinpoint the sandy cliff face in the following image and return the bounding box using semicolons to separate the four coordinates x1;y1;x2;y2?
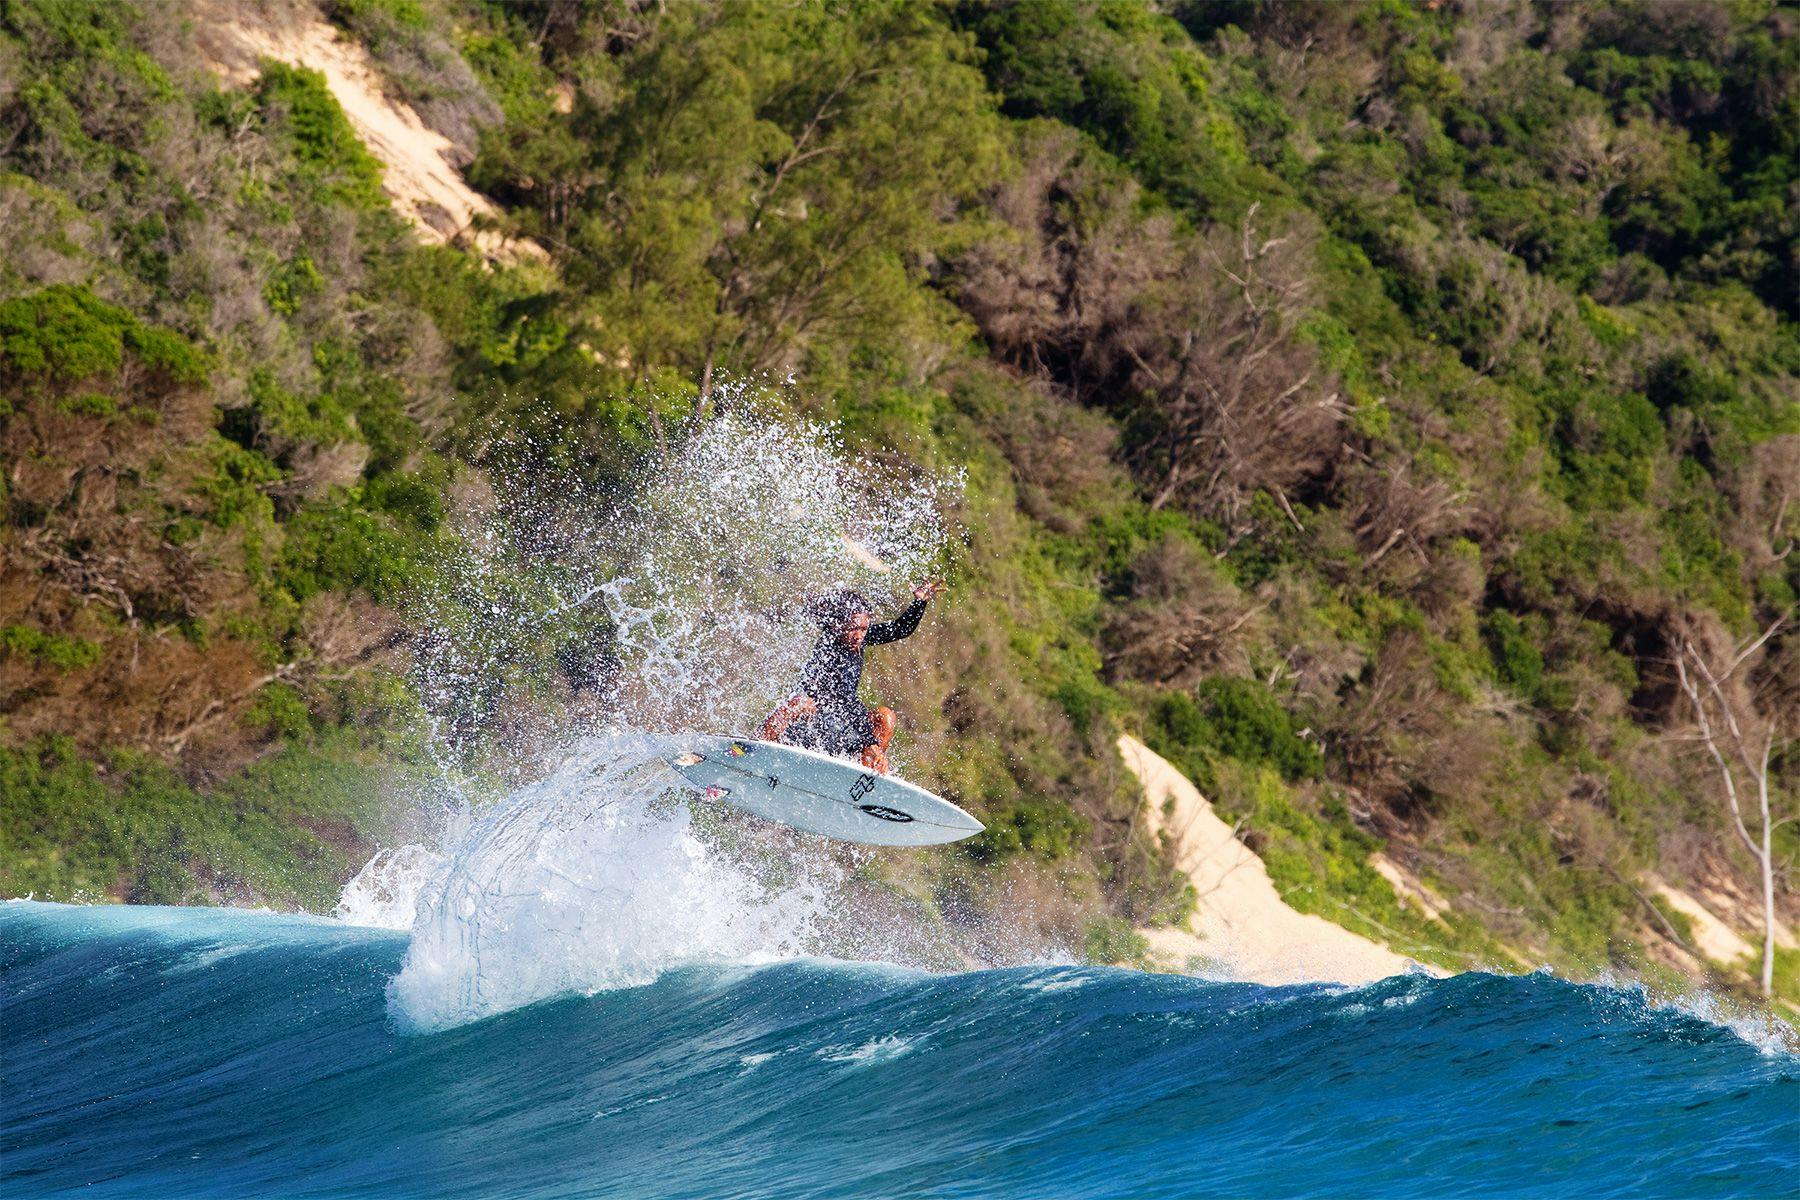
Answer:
191;0;539;263
1119;734;1426;985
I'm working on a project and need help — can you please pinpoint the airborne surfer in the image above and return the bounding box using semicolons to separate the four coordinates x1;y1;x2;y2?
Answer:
758;579;945;775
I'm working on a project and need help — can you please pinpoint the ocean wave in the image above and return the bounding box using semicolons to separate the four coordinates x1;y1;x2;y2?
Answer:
4;902;1794;1200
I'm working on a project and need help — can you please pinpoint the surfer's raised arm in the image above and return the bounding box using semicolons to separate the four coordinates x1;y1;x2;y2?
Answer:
865;579;942;646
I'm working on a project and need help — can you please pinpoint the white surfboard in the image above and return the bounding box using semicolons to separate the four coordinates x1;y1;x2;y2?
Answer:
665;736;984;847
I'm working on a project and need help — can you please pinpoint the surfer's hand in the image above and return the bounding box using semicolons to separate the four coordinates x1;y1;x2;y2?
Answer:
796;696;817;716
912;578;945;602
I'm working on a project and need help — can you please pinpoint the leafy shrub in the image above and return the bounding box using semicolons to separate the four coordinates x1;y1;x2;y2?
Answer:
256;61;387;209
0;284;205;384
247;685;311;743
1483;611;1545;699
276;501;425;605
1152;677;1322;784
0;734;397;908
1;625;102;671
264;253;325;316
971;796;1089;862
1082;916;1149;965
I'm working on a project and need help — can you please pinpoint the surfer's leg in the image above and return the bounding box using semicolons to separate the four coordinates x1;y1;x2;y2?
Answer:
859;706;896;774
759;694;817;743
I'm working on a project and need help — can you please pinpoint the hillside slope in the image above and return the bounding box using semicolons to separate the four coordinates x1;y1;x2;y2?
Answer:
1;0;1794;1007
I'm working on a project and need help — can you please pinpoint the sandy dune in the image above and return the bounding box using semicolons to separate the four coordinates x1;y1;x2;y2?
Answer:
1119;734;1424;985
194;3;541;264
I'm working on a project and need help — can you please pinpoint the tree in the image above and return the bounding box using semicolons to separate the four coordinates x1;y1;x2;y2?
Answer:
547;2;1005;395
956;130;1342;528
1672;614;1793;996
1116;204;1344;521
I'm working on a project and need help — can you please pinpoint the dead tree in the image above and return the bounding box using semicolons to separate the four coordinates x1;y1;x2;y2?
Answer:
1117;205;1344;526
1672;615;1791;996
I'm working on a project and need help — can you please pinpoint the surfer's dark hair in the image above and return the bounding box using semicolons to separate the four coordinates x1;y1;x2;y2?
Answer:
807;590;872;631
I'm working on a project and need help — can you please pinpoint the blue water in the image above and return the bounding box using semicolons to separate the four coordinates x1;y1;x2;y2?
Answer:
3;902;1795;1199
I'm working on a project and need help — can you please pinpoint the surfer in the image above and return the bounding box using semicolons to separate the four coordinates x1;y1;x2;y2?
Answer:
759;580;946;774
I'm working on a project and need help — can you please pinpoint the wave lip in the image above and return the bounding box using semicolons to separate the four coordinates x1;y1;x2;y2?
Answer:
5;902;1798;1200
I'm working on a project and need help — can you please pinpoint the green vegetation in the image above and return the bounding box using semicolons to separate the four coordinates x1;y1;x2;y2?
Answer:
0;284;206;385
0;733;405;909
254;61;391;209
1;1;1794;1003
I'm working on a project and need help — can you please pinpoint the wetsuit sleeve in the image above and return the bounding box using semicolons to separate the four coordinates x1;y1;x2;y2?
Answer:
866;598;927;646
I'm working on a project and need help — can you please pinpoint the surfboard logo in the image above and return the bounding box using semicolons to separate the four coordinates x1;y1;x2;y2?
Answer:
849;773;877;801
859;804;913;823
766;775;779;789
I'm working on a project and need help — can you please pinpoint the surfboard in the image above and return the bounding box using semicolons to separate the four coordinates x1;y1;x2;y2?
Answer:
665;736;985;847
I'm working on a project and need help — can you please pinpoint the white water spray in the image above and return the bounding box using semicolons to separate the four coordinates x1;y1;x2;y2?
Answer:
338;402;966;1030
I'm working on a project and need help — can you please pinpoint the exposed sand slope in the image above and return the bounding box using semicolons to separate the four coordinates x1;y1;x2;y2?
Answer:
1653;881;1755;963
194;3;540;263
1119;734;1426;985
1649;877;1795;965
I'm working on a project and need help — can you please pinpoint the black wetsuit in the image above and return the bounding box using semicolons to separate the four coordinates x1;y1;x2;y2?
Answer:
781;598;926;756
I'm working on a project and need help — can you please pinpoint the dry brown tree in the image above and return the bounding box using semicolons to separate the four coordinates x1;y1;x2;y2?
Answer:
1671;613;1793;996
956;130;1343;531
1101;534;1261;687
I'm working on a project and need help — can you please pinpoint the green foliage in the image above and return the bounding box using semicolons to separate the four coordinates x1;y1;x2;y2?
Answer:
236;368;356;449
1540;386;1665;510
327;0;428;34
1151;678;1322;786
0;0;178;211
1082;915;1149;965
1576;295;1637;349
1483;612;1545;699
246;682;314;741
959;0;1266;216
481;1;1007;384
0;734;399;908
57;392;117;418
1773;947;1800;1007
264;254;325;316
972;796;1089;863
256;61;387;209
276;500;427;605
1;625;102;671
0;284;205;384
199;440;282;529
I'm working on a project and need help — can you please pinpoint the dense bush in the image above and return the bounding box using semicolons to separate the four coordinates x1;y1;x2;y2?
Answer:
1152;678;1323;786
0;284;206;386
